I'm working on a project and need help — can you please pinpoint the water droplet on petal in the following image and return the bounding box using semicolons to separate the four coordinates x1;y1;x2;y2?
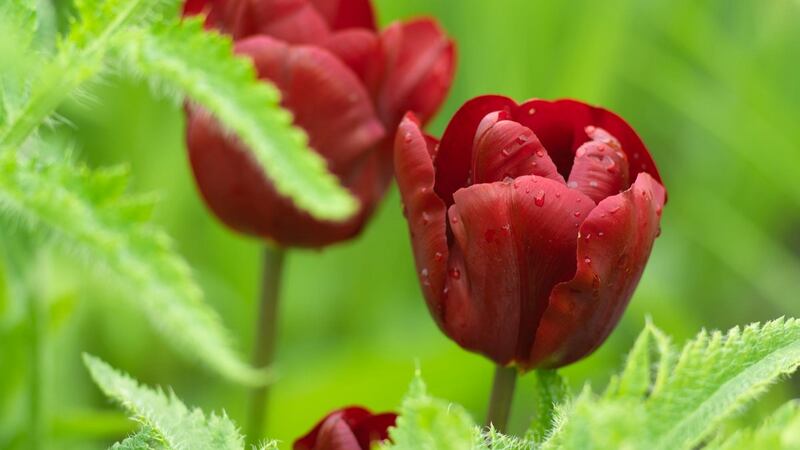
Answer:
421;212;430;225
501;148;511;157
567;181;579;189
584;257;592;264
517;134;529;143
449;268;461;279
589;181;598;188
451;215;459;224
534;190;545;207
574;211;582;217
434;252;444;262
598;231;605;237
536;149;545;158
528;107;536;115
503;176;514;184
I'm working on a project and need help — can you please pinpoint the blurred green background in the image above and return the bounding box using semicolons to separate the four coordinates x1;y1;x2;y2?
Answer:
2;0;800;448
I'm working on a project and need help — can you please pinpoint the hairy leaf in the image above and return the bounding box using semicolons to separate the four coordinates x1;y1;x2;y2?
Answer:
0;0;178;150
545;318;800;450
382;374;478;450
110;428;166;450
84;354;244;450
0;152;269;385
113;19;357;221
708;401;800;450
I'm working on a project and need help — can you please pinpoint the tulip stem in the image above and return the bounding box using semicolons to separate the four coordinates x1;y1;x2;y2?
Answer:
485;365;518;432
246;245;286;444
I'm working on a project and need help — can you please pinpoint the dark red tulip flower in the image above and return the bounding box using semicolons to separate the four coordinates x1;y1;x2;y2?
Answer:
294;406;397;450
395;96;666;370
183;0;455;247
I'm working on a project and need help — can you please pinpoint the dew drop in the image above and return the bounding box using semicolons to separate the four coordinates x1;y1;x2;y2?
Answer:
534;190;546;207
574;211;582;217
449;268;461;279
567;181;579;189
536;149;545;158
598;231;605;237
421;212;430;225
403;131;413;143
501;148;511;157
584;257;592;264
555;191;562;198
528;107;536;115
434;251;444;262
517;134;530;143
503;176;514;184
451;215;459;224
589;181;599;188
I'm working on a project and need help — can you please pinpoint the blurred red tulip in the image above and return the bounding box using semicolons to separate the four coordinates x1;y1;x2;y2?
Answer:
184;0;455;247
294;406;397;450
395;96;666;370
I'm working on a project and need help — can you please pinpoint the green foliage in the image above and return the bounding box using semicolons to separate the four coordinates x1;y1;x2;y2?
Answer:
83;354;245;450
382;373;480;450
114;18;357;221
110;429;165;450
708;401;800;450
0;152;269;386
0;0;352;220
544;318;800;449
386;319;800;450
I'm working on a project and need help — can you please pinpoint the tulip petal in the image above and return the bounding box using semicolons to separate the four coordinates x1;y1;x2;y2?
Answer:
295;407;372;450
472;117;566;185
237;36;385;172
434;95;518;205
516;99;663;186
529;173;666;369
566;128;630;203
394;114;450;325
309;0;376;30
376;19;456;128
226;0;332;43
323;29;381;83
351;413;397;449
186;36;385;246
444;177;595;365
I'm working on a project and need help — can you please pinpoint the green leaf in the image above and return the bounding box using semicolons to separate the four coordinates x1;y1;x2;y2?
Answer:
110;428;165;450
68;0;178;51
708;401;800;450
0;0;40;128
113;19;357;221
0;0;179;151
83;354;244;450
545;318;800;450
382;373;478;450
0;152;270;386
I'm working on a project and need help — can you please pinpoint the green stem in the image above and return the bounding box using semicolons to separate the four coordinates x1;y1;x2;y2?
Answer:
485;365;518;432
532;369;566;442
27;292;45;450
246;245;286;444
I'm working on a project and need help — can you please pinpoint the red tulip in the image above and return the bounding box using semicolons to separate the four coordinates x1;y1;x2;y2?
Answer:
395;96;666;370
183;0;455;247
294;406;397;450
